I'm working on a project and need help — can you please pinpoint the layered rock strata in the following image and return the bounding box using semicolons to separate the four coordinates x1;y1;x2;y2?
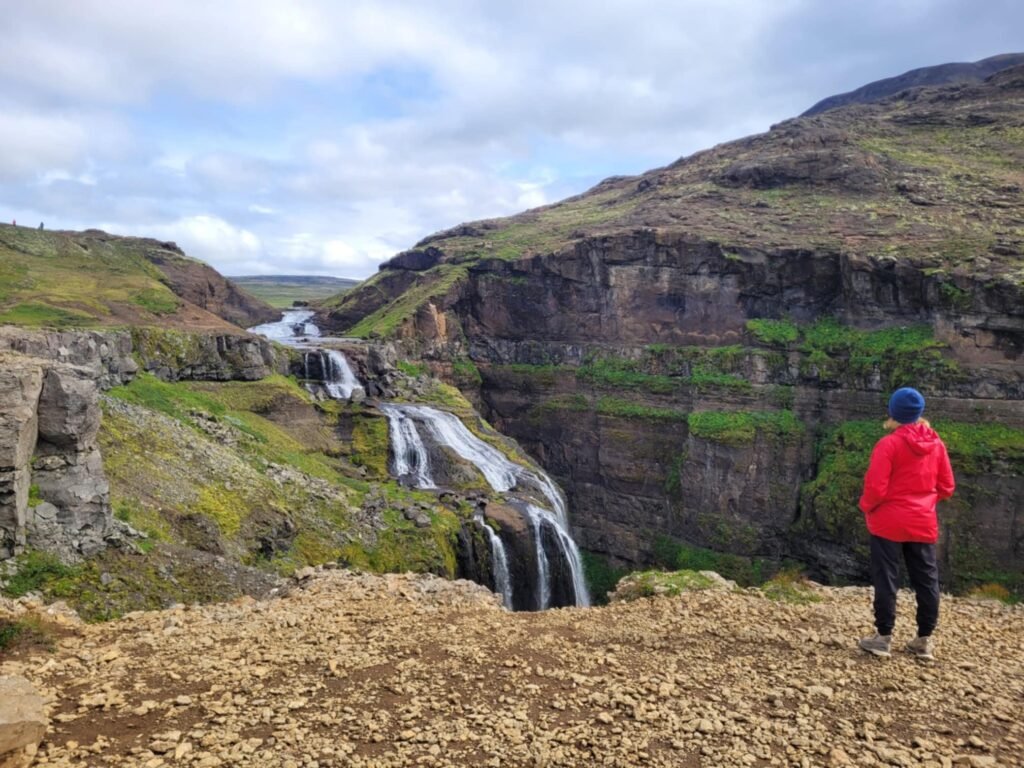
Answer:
0;353;112;559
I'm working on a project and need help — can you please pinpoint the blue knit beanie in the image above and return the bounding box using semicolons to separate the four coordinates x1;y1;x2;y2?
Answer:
888;387;925;424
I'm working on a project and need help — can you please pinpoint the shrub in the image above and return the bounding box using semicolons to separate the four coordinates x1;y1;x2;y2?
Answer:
746;319;799;346
2;550;74;598
966;583;1017;604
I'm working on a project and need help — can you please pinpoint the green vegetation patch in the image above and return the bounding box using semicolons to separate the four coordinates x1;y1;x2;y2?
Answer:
575;351;751;393
652;536;798;586
0;301;95;328
799;318;961;389
341;506;461;578
2;550;74;597
0;614;58;652
688;410;803;446
577;357;677;394
758;569;822;604
932;420;1024;474
131;287;179;314
351;415;390;477
535;394;688;422
0;226;195;327
451;358;482;387
581;550;630;605
618;569;718;600
746;318;799;346
346;264;468;338
397;360;429;377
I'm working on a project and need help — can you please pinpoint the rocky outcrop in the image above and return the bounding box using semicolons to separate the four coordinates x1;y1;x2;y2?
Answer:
0;363;43;560
0;352;113;560
0;676;47;768
0;326;137;389
130;327;292;382
143;246;278;328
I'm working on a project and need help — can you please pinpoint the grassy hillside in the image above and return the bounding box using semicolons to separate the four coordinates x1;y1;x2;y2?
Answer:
0;225;274;330
230;275;360;308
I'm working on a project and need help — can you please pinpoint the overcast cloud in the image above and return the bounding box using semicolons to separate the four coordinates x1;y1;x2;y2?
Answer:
0;0;1020;278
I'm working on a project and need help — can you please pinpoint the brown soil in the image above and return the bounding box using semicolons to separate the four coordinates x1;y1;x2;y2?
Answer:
3;570;1022;767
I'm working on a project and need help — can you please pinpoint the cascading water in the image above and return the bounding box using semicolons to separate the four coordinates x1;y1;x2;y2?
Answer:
526;504;590;611
379;404;435;489
250;311;589;610
307;349;363;400
380;403;590;608
522;505;552;610
249;311;364;401
475;514;513;609
248;310;319;345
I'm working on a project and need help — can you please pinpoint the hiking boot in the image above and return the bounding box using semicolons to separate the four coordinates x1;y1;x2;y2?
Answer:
905;635;936;661
858;633;892;657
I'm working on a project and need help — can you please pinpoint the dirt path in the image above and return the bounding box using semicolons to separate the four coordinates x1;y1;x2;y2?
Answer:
4;569;1022;767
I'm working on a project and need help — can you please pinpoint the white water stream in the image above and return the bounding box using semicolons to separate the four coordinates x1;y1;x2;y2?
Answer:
476;514;514;609
249;311;364;400
249;311;590;609
378;404;436;489
381;403;590;608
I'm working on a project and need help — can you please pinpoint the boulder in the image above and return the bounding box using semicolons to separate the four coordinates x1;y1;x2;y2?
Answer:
36;367;100;451
0;676;47;768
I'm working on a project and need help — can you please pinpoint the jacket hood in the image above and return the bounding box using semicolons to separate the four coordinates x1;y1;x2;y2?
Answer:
897;422;942;456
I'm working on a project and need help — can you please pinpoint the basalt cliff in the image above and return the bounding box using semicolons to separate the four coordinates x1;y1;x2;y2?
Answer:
321;66;1024;590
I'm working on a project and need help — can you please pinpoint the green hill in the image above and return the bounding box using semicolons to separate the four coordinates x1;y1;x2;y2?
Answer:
0;226;276;330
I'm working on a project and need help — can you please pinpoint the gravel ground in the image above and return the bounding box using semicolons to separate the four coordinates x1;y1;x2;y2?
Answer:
3;569;1022;767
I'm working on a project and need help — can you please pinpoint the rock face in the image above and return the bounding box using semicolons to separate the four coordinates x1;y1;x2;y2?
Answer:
0;363;43;559
0;352;113;560
130;327;291;382
0;326;137;389
144;247;278;328
0;676;48;768
322;67;1024;587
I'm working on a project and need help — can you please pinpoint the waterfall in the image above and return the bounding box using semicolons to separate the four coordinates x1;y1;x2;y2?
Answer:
248;310;317;345
379;404;435;488
404;406;519;490
315;350;363;400
522;505;552;610
526;504;590;609
249;311;590;611
476;515;513;609
382;404;590;608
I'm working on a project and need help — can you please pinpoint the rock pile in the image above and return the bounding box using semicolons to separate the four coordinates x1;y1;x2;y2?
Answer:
2;570;1021;766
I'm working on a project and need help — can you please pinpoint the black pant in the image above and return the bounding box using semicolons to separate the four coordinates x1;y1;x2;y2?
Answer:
870;535;940;637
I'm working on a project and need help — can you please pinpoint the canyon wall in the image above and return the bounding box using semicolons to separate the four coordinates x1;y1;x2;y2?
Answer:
335;231;1023;587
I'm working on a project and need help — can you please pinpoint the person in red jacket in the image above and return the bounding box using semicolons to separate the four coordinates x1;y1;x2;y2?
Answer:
858;387;955;661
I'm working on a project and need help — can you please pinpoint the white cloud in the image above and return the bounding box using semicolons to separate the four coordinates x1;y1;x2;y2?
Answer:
123;215;264;268
1;0;1021;279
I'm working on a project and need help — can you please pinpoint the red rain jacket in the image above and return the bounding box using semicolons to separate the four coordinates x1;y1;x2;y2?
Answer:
859;423;955;543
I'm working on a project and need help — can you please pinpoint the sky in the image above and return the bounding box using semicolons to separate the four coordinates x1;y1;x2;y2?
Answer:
1;1;1021;279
